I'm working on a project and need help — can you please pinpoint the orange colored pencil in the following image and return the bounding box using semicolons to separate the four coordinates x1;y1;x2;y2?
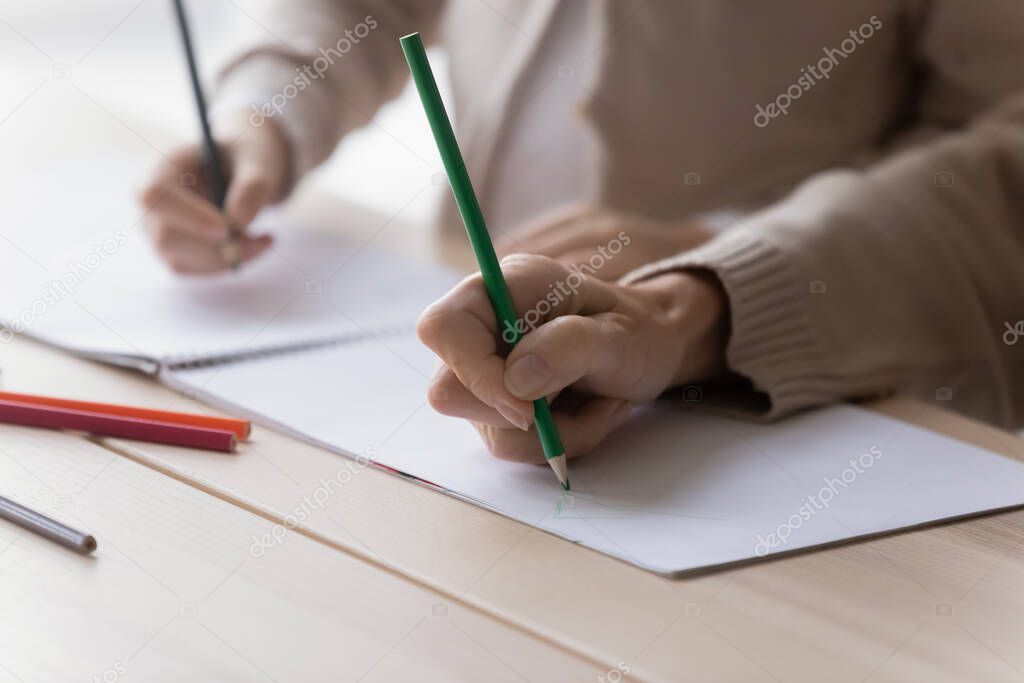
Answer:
0;399;237;453
0;391;250;440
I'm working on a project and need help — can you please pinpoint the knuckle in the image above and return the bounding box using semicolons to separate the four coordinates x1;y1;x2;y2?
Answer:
463;362;498;403
426;391;450;415
417;273;488;349
415;306;450;347
547;313;589;335
618;344;650;394
541;315;593;350
426;375;455;414
450;271;485;298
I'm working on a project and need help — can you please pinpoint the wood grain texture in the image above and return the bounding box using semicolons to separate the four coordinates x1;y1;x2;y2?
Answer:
2;70;1021;683
4;333;1023;682
0;421;599;682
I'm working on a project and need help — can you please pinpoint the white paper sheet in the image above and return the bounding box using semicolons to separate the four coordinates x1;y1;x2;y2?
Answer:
167;334;1024;575
7;205;1021;574
2;220;460;368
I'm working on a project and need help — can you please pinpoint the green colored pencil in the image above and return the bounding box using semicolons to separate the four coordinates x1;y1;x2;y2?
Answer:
401;32;569;490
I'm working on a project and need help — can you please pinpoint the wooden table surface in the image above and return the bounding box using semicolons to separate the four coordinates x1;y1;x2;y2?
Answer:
2;5;1021;680
2;191;1023;683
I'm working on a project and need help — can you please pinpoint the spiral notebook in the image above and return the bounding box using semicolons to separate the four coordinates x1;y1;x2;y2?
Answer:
1;222;460;374
6;221;1024;575
164;331;1024;575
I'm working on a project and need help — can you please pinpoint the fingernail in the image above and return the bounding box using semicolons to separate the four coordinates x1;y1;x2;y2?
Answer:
496;401;532;431
505;354;551;398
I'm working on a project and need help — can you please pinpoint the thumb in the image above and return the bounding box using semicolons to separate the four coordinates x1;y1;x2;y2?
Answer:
503;314;631;401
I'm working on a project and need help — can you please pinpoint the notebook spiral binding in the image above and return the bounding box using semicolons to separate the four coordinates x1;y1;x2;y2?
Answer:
164;324;415;371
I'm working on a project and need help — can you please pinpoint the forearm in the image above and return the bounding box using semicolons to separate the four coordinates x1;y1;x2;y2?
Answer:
212;0;446;189
626;91;1024;426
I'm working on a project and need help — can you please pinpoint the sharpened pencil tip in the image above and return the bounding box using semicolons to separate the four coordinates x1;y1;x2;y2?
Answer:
547;454;569;490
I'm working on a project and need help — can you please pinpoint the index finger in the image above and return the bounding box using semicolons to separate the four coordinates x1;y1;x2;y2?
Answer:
418;272;535;430
417;254;618;425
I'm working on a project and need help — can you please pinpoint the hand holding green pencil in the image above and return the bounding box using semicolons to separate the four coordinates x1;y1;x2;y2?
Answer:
401;33;570;488
402;33;729;483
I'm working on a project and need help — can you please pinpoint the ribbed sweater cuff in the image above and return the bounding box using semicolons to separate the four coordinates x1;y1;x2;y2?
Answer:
622;229;836;419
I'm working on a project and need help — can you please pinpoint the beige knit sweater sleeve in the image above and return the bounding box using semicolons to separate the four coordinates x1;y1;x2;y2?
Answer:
624;6;1024;428
213;0;446;185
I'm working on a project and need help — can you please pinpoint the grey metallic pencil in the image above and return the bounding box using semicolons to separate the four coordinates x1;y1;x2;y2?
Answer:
0;495;97;554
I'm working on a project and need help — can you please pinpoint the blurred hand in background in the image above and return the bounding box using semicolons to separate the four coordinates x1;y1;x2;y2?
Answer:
139;112;291;273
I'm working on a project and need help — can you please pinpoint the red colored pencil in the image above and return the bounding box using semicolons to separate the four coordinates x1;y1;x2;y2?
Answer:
0;399;236;453
0;390;250;440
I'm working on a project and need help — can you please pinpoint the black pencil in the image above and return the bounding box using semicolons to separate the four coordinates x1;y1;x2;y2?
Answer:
170;0;226;206
170;0;241;265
